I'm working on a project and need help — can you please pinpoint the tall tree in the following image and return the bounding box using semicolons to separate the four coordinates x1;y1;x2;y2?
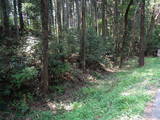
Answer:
119;0;134;68
69;0;73;28
138;0;145;66
0;0;9;34
93;0;98;33
13;0;19;37
57;0;62;44
66;0;70;28
80;0;86;72
40;0;49;93
62;0;65;28
75;0;80;31
18;0;24;31
146;6;156;44
114;0;120;58
49;0;54;33
130;2;141;56
102;0;106;38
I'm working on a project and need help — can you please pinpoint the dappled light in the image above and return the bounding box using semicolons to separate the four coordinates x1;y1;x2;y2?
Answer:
1;0;160;119
23;36;39;54
25;57;160;120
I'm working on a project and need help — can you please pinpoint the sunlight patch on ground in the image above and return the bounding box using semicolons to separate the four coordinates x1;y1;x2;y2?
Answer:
46;101;83;114
28;57;160;120
23;36;39;54
47;102;57;113
114;115;144;120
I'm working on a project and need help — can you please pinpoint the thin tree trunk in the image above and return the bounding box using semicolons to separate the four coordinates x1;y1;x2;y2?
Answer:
69;1;73;28
66;0;69;29
26;11;30;28
114;0;120;60
131;2;141;56
13;0;19;37
40;0;49;94
57;0;62;44
102;0;106;38
62;0;65;29
93;0;98;34
138;0;145;67
48;0;54;34
146;6;155;44
18;0;24;31
0;0;9;35
75;0;80;31
80;0;86;72
119;0;134;68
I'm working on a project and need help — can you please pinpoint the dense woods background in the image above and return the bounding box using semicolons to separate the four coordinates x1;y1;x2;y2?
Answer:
0;0;160;119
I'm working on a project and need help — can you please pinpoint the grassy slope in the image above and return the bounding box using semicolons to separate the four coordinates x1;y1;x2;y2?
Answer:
31;57;160;120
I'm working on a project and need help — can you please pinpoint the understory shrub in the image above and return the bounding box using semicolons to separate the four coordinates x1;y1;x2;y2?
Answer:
11;66;38;88
86;27;106;63
146;25;160;56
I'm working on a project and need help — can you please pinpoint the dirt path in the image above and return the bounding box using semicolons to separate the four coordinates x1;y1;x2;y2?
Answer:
144;89;160;120
23;35;40;53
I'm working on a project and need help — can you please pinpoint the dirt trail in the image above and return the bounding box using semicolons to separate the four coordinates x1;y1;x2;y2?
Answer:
144;89;160;120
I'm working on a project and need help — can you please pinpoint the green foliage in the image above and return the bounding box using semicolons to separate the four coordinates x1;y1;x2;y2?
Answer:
23;1;41;30
146;25;160;55
49;85;65;94
1;0;160;119
0;36;25;97
9;93;34;119
0;85;11;96
12;99;29;114
53;62;70;75
29;111;54;120
49;54;71;76
86;27;107;62
11;66;38;88
64;29;80;54
49;57;160;120
49;29;79;57
81;87;98;96
91;72;103;79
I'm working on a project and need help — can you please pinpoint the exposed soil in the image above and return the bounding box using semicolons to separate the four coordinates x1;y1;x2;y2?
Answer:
143;89;160;120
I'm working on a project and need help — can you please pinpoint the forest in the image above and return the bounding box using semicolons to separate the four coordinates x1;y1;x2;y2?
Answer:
0;0;160;119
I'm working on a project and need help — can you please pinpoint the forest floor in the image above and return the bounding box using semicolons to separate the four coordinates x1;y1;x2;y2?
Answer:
23;57;160;120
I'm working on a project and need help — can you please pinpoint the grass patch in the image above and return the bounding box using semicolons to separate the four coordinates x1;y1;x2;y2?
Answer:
29;57;160;120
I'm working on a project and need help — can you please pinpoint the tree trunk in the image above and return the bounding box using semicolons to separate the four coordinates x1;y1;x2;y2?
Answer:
49;0;54;34
146;6;155;44
114;0;120;59
0;0;9;35
75;0;80;31
62;0;65;29
102;0;106;38
80;0;86;72
57;0;62;44
40;0;49;94
119;0;134;68
131;2;141;56
66;0;69;29
138;0;145;67
13;0;19;37
18;0;24;31
69;1;73;28
94;0;98;34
